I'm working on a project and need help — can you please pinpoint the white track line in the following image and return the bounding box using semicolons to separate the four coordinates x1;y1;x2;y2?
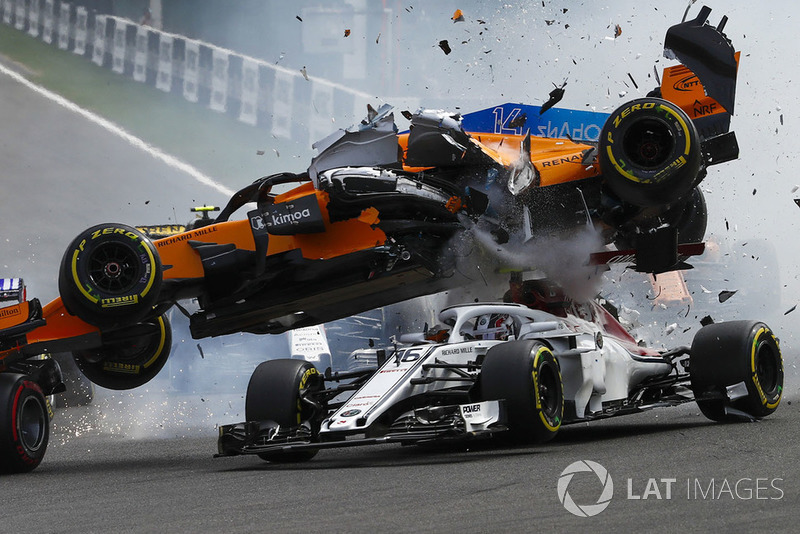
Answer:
0;61;234;196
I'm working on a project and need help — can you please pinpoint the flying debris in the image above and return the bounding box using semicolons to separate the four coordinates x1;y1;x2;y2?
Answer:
256;150;265;156
615;24;623;38
785;305;797;316
344;29;351;37
718;290;737;303
296;15;302;22
376;32;381;44
540;81;567;115
700;315;714;326
300;66;309;81
627;73;639;90
793;199;800;208
438;40;452;55
508;113;527;129
452;9;464;22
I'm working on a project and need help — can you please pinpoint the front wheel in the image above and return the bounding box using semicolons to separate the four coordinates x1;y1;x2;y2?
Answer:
58;223;162;328
480;340;564;443
0;374;50;473
690;321;783;421
246;359;324;462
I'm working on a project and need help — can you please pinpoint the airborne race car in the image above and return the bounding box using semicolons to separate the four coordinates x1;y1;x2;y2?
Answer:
217;277;783;461
0;6;743;472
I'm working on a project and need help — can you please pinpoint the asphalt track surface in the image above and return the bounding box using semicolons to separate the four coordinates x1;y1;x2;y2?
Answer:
2;60;800;533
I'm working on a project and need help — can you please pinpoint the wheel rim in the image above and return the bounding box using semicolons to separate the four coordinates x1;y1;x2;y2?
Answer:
88;242;139;293
18;395;46;453
623;118;675;168
538;361;561;419
755;340;780;395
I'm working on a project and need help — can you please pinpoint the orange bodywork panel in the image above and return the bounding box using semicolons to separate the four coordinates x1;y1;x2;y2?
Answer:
0;301;31;331
0;299;98;364
660;51;740;119
31;299;99;345
398;131;600;188
469;133;600;187
152;186;388;282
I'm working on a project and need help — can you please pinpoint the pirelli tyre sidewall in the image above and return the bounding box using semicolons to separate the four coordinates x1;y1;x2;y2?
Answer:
0;373;50;474
73;314;172;390
481;339;564;443
59;223;162;328
690;321;783;421
599;97;702;207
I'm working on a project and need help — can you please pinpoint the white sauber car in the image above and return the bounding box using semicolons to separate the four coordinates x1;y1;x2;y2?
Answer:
217;279;783;462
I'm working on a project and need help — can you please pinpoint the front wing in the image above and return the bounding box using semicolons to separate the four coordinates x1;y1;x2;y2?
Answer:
216;400;506;457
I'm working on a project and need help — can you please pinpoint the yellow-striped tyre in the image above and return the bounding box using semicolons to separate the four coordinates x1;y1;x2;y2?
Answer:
58;223;162;328
481;340;564;443
690;321;783;421
72;314;172;390
245;359;324;462
599;97;702;207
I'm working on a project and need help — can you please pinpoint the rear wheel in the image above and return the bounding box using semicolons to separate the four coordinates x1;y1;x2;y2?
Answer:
480;340;564;443
73;314;172;390
0;374;50;473
246;359;324;462
600;98;703;207
58;223;162;328
690;321;783;421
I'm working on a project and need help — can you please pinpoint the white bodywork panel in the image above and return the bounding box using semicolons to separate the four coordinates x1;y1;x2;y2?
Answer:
321;302;673;436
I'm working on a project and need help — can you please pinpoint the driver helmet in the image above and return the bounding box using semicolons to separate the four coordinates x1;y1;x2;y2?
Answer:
473;313;513;340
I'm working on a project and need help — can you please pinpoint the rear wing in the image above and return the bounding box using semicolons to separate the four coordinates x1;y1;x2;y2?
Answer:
0;278;25;303
0;278;45;355
661;5;739;165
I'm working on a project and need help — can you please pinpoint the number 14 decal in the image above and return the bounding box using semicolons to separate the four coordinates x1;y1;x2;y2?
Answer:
492;107;524;135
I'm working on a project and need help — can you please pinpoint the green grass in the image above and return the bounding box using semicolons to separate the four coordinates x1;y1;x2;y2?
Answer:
0;23;312;188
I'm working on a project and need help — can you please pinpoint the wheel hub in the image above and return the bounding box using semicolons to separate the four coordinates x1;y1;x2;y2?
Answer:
104;262;122;278
18;396;46;453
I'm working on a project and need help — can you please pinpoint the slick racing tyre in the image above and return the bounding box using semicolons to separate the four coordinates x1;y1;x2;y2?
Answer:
690;321;783;422
481;340;564;443
599;97;702;207
246;359;324;462
0;374;50;474
72;314;172;390
663;185;707;244
59;223;162;328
